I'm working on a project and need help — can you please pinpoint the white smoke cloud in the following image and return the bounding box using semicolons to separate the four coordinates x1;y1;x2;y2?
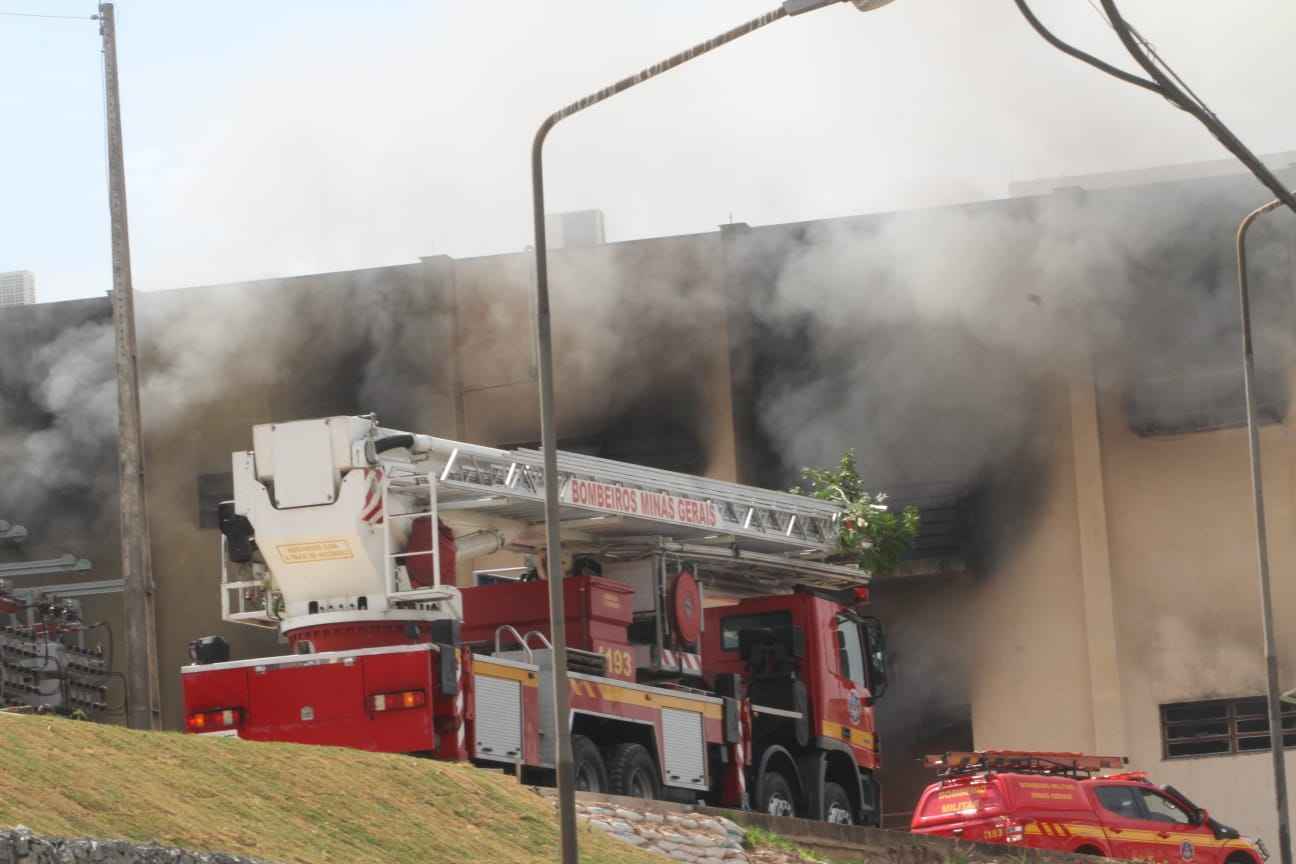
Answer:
0;321;117;509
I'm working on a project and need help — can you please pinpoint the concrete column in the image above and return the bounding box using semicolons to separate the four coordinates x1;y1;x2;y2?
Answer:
419;255;465;439
718;223;754;484
1069;373;1127;755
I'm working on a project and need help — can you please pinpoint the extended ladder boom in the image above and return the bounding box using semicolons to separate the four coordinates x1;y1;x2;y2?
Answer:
389;427;845;558
222;416;865;632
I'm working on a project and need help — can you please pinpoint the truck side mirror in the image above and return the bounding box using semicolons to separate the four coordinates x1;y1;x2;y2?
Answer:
863;618;888;700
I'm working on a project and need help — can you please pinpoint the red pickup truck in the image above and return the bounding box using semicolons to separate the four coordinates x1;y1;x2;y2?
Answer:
911;751;1267;864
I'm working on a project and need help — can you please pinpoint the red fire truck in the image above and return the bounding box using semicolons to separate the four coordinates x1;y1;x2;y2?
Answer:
912;751;1267;863
181;415;889;825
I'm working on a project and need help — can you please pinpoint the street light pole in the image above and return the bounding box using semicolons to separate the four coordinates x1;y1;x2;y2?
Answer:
528;3;897;862
1236;197;1291;864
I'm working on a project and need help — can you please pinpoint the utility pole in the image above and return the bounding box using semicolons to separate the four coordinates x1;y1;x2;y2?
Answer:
99;2;161;731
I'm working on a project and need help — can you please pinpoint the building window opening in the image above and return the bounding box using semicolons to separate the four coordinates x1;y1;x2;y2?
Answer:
1161;697;1296;759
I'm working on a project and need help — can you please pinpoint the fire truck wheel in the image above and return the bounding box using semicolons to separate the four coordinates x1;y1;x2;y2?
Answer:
608;743;660;800
571;734;609;793
822;782;853;825
756;770;797;818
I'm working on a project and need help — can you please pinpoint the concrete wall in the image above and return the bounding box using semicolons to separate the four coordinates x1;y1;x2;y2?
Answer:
964;365;1296;847
0;298;127;717
968;379;1098;752
0;827;265;864
454;230;737;477
1102;374;1296;844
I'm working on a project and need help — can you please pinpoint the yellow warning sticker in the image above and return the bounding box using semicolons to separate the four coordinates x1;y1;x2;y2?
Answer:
277;540;353;563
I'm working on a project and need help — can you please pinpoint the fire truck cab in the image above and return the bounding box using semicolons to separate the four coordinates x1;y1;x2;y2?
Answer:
702;591;885;823
181;415;886;825
912;751;1267;864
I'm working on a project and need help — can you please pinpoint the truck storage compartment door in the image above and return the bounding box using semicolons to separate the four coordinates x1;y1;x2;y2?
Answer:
244;658;366;747
661;708;706;790
474;675;522;763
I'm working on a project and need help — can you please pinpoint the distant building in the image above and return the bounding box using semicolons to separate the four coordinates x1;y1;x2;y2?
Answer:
0;271;35;307
545;210;606;249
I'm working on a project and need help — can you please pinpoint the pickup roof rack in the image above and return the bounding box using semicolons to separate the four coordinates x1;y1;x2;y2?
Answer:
924;750;1128;780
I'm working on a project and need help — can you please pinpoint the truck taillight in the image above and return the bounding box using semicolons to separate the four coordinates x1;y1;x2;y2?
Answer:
186;708;242;732
1000;817;1026;843
371;690;426;712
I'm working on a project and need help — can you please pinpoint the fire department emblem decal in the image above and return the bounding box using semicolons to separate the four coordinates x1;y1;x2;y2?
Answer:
848;690;862;725
1180;841;1194;861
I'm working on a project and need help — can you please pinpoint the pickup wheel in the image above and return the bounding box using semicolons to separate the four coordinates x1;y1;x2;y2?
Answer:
572;735;609;793
823;782;853;825
756;769;798;818
608;743;660;800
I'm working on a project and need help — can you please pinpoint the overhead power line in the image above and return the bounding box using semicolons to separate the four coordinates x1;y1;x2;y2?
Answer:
0;10;95;20
1013;0;1296;215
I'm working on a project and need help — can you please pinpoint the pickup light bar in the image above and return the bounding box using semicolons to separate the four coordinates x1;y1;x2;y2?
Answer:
186;708;242;732
371;689;426;712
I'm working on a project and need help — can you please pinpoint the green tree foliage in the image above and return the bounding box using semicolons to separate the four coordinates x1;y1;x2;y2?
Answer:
791;450;920;576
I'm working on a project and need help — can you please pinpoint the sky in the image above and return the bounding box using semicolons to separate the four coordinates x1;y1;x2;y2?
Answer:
0;0;1293;304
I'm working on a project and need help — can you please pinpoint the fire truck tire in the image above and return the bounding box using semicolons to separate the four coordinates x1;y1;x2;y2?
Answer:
756;769;798;818
822;782;853;825
607;743;660;800
572;735;609;793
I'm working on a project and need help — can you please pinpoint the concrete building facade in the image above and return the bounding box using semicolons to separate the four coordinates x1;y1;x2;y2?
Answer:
1;167;1294;844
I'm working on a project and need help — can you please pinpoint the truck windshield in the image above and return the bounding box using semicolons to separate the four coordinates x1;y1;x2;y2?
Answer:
720;611;792;651
1139;790;1192;824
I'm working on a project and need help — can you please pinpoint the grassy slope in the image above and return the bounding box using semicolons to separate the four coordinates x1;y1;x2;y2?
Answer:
0;715;659;864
